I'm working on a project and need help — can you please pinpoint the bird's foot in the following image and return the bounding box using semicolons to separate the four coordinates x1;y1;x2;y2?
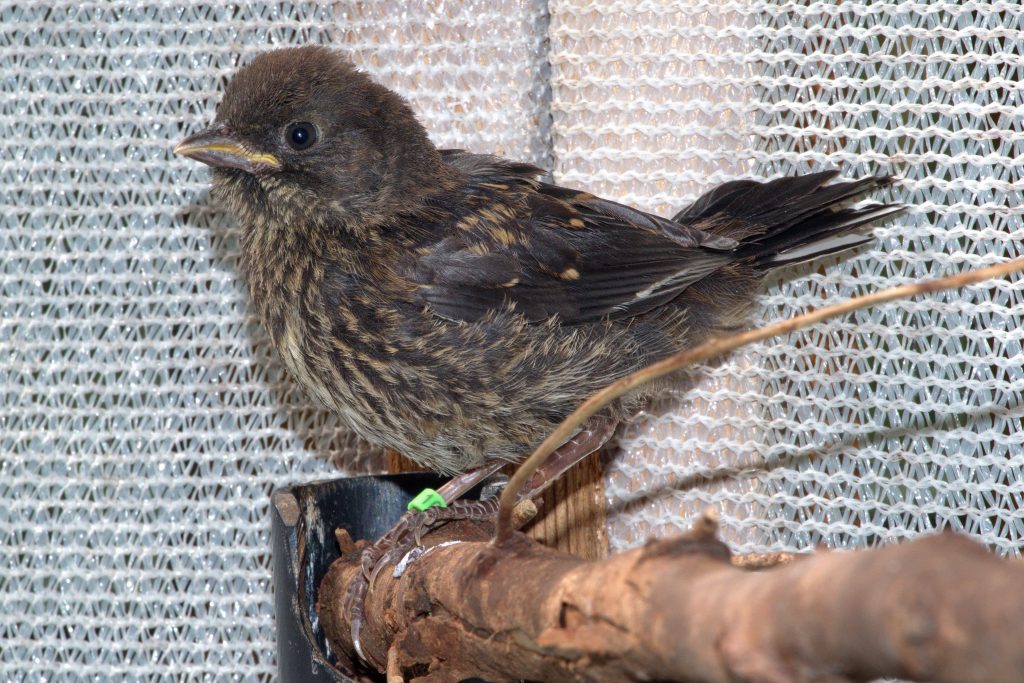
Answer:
342;498;501;665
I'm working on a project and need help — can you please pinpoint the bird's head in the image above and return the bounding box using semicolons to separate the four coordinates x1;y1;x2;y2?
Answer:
176;47;449;230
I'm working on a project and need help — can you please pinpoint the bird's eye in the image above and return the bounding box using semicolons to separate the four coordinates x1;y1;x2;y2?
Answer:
285;122;318;151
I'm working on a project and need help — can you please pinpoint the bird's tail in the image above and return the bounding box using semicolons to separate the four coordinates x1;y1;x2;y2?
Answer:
673;170;903;269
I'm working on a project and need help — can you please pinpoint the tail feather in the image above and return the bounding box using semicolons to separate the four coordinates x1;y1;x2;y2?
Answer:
764;203;904;268
673;171;903;268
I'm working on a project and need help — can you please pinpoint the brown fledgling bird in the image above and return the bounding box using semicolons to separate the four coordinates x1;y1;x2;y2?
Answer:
176;47;901;477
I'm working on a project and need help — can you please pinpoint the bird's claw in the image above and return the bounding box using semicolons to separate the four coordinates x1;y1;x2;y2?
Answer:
343;499;501;665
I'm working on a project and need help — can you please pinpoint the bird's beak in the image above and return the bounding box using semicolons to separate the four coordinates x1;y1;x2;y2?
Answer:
174;125;281;173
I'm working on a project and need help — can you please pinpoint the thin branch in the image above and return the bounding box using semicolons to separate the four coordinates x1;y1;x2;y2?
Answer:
494;257;1024;542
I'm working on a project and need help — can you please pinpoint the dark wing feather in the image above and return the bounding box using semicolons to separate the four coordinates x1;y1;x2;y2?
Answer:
411;152;737;324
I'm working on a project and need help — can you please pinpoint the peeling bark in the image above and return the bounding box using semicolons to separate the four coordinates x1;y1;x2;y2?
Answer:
318;514;1024;682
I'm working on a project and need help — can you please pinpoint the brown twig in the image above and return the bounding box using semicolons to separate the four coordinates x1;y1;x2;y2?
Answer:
494;258;1024;542
319;514;1024;682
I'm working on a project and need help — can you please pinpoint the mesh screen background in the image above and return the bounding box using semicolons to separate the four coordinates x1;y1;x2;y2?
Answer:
2;0;1022;680
552;0;1024;555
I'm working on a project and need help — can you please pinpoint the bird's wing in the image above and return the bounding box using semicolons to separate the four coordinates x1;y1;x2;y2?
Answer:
408;152;738;324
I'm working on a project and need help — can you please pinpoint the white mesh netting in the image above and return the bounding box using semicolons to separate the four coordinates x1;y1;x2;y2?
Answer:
553;0;1024;555
2;0;1022;680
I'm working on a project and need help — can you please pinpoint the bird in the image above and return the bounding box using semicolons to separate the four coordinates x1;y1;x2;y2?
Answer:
175;45;902;666
175;46;900;479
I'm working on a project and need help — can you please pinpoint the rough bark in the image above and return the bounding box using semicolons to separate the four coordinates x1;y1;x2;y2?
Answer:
318;514;1024;682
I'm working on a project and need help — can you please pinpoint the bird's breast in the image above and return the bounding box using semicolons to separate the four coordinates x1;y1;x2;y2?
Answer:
246;239;420;440
275;312;338;409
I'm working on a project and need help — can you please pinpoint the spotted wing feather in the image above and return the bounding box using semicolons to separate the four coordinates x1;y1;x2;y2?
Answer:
411;152;738;323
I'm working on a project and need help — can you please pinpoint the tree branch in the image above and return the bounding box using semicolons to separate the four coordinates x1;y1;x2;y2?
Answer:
319;514;1024;682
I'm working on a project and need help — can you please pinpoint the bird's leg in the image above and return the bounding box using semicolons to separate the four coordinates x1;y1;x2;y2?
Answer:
434;460;506;504
491;415;620;544
343;416;617;666
511;415;618;506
